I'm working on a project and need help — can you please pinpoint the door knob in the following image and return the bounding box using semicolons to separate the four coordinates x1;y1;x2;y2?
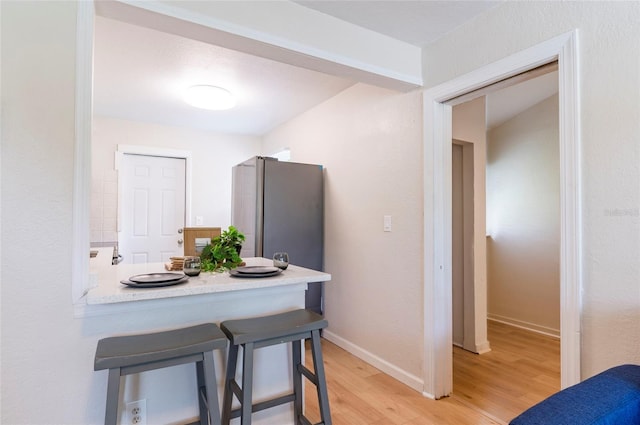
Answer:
178;239;183;245
178;228;183;234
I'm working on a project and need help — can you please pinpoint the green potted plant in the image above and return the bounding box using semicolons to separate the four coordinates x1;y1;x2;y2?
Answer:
200;226;245;272
217;225;245;255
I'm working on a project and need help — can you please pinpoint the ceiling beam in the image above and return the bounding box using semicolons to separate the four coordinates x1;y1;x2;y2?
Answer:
96;0;423;91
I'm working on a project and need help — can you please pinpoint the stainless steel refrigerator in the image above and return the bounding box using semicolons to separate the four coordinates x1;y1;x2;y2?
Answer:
231;156;325;314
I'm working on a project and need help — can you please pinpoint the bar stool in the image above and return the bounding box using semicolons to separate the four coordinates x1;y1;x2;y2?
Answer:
94;323;227;425
220;309;332;425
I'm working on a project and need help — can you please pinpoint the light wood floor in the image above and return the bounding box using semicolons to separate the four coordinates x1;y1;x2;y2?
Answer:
452;321;560;423
305;321;559;425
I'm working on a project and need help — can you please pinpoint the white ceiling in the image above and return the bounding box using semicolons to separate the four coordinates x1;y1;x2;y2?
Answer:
486;71;558;130
93;16;356;135
93;1;556;136
294;1;501;46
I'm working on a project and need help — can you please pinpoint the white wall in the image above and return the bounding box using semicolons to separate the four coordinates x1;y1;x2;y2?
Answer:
423;1;640;377
2;3;101;423
91;116;261;243
263;83;425;389
486;94;560;336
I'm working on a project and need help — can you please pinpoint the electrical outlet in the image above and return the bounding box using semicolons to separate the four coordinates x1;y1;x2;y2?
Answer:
126;399;146;425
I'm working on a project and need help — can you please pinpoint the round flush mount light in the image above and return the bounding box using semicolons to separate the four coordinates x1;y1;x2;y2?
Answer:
183;85;237;110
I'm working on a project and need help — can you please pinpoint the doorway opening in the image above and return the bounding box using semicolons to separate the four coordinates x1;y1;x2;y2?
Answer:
450;72;562;421
422;30;580;399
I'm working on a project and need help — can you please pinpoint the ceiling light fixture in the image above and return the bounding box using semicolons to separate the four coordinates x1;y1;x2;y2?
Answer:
183;85;237;110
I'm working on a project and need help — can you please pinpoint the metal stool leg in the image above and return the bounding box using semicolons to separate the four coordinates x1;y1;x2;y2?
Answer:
291;340;303;424
203;350;221;425
310;330;332;425
241;342;255;425
104;368;121;425
196;359;209;425
197;351;221;425
221;344;239;425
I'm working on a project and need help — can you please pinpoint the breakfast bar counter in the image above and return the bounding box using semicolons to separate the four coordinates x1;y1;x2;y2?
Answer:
87;257;330;305
84;257;331;424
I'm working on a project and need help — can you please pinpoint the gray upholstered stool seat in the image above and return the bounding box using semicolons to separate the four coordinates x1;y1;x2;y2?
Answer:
94;323;227;425
220;309;332;425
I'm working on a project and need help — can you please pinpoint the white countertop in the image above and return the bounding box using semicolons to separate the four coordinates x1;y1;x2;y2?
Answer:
86;257;331;305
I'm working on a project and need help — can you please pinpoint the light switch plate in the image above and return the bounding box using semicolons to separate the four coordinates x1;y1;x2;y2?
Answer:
384;215;392;232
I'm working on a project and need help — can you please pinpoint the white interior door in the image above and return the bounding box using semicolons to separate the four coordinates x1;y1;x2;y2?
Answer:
119;154;186;264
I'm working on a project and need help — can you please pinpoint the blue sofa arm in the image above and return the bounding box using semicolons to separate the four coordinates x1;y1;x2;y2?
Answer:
510;364;640;425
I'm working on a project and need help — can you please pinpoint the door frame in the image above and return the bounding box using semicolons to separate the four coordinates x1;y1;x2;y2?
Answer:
115;144;193;233
422;30;581;398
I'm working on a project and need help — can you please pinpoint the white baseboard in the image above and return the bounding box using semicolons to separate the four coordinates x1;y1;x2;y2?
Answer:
322;330;424;393
475;340;492;354
458;339;491;354
488;314;560;338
